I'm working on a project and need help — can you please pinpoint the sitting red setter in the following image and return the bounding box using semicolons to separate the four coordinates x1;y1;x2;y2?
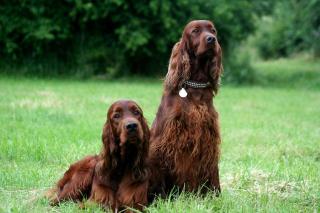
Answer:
48;100;150;212
148;20;223;198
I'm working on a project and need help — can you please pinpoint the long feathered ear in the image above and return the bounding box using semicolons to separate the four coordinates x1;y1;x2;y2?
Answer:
210;43;223;95
132;116;150;182
141;117;150;148
100;121;117;170
164;39;191;91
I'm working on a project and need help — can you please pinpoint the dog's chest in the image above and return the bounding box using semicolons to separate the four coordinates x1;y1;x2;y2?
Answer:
184;88;212;102
161;103;218;162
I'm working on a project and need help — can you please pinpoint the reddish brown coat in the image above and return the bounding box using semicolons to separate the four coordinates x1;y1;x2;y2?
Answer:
148;20;223;198
48;100;150;212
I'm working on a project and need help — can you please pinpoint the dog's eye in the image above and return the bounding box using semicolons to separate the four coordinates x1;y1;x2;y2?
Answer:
192;28;199;34
113;113;121;119
133;110;140;116
211;28;216;33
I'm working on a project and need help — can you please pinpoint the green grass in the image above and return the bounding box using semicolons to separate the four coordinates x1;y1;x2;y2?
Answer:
253;56;320;90
1;58;320;212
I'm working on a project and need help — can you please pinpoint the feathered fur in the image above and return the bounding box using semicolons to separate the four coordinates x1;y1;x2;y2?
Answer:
47;100;150;212
149;20;223;199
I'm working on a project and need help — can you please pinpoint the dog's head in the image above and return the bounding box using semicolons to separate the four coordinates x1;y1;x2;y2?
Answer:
101;100;150;171
165;20;222;94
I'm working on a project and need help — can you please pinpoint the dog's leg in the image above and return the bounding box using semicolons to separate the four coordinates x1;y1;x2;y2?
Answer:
89;181;116;212
210;165;221;196
117;174;148;212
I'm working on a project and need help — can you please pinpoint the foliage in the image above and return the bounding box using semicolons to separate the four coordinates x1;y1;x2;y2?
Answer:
252;55;320;89
253;0;320;59
223;46;257;85
0;0;256;81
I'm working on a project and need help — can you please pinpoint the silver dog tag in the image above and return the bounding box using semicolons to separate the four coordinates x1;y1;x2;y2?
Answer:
179;88;187;98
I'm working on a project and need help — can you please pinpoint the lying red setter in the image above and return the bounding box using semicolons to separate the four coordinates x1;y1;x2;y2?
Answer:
148;20;223;198
48;100;150;212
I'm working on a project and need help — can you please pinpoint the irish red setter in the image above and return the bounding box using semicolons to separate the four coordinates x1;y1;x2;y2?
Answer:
148;20;223;198
48;100;150;212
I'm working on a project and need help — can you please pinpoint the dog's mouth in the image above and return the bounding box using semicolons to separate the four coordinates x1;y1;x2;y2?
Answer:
196;46;216;58
119;119;143;146
202;47;216;56
127;131;139;141
120;130;143;146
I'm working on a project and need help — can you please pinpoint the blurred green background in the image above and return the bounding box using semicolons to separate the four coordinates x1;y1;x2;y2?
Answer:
1;1;320;212
1;0;319;82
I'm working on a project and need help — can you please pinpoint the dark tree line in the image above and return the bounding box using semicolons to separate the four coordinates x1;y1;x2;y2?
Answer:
0;0;318;81
254;0;320;59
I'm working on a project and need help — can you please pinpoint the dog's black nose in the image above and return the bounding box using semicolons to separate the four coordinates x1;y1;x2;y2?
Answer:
206;36;216;44
126;122;138;131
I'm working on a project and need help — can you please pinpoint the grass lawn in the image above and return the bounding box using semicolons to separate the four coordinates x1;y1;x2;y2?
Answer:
1;58;320;212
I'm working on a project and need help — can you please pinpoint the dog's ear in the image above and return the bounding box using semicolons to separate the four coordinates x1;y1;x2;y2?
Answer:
132;113;150;182
210;43;223;95
141;117;150;148
100;120;117;170
165;38;191;91
141;116;150;165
